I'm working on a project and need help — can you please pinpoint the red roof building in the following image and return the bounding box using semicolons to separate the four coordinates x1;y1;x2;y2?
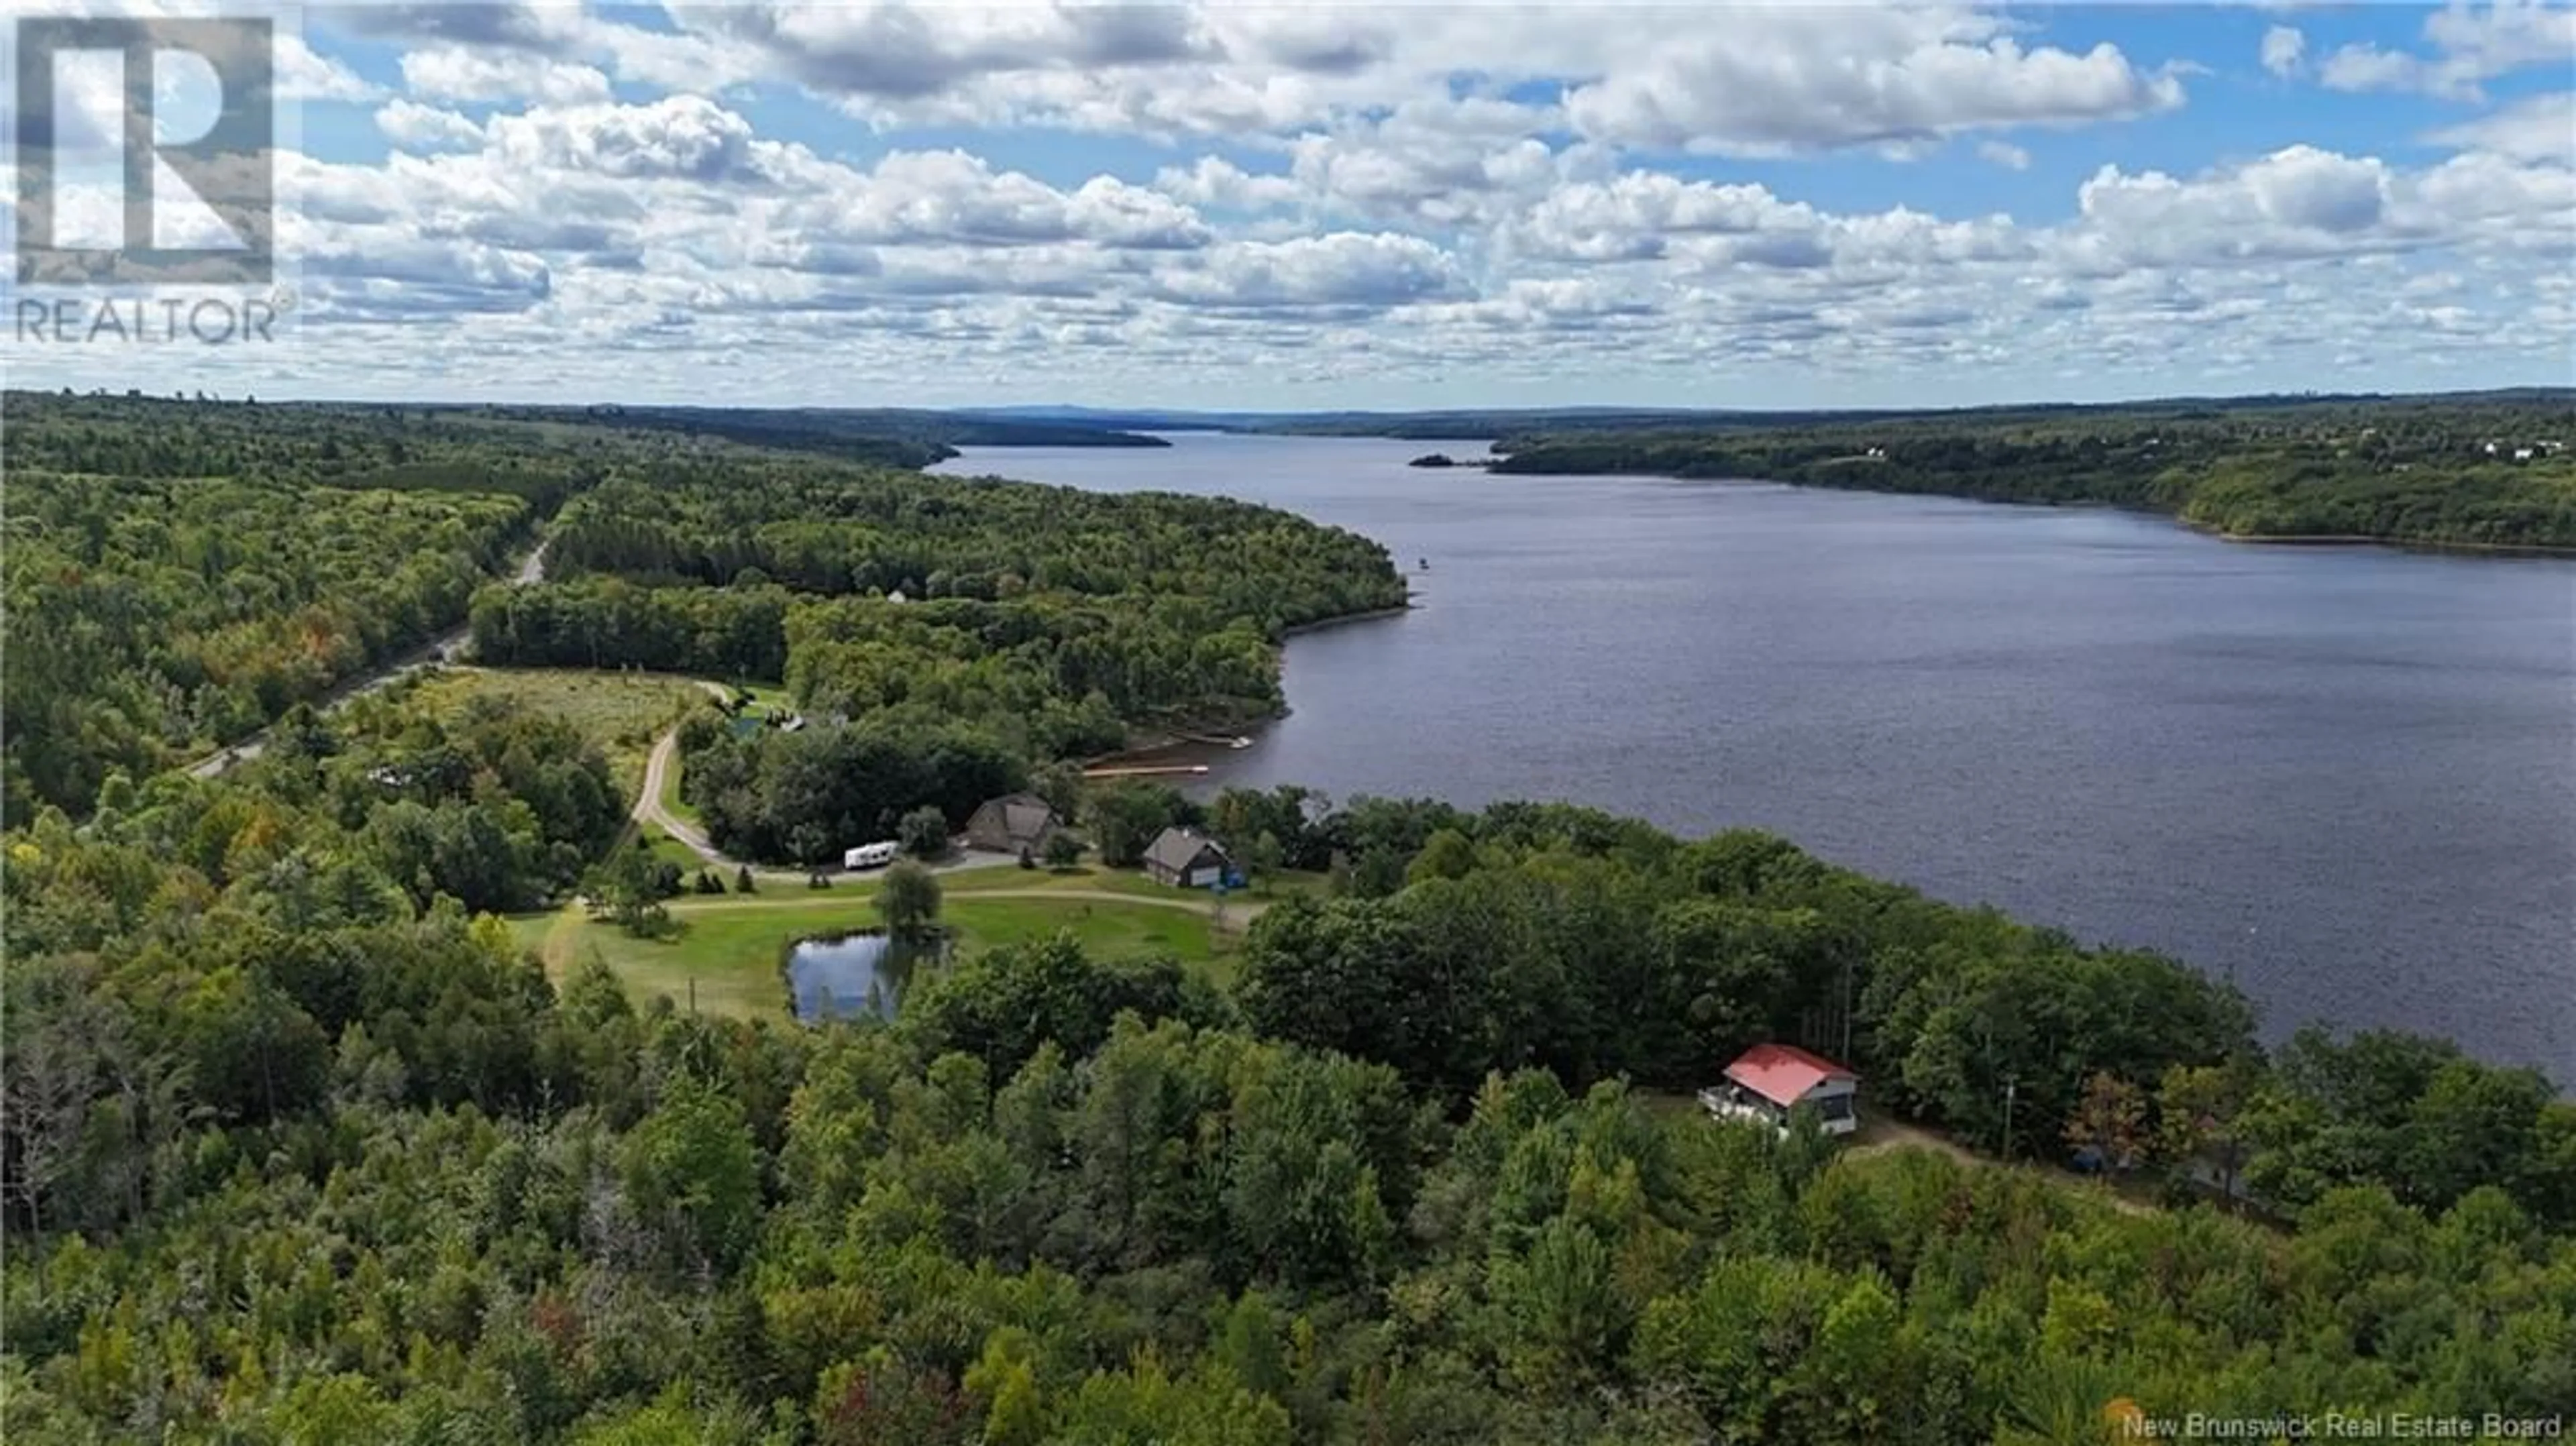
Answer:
1705;1043;1861;1135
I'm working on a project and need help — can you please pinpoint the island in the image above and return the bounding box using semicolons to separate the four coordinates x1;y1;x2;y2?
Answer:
1408;451;1458;467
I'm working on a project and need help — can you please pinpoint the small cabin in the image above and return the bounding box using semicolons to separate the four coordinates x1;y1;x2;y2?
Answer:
843;840;899;871
1142;827;1233;889
1699;1043;1860;1136
965;793;1063;855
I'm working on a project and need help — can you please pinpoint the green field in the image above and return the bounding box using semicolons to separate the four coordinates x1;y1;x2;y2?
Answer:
656;747;699;827
411;667;706;799
529;884;1243;1020
637;828;709;874
943;863;1329;903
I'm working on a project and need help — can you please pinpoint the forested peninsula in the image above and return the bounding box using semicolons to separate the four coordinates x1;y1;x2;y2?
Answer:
1485;393;2576;551
1;392;1397;821
5;393;2573;1443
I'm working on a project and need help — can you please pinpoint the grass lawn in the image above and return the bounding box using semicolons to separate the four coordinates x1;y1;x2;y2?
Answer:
411;667;706;799
945;863;1330;903
537;887;1240;1021
503;910;560;958
635;828;708;874
656;744;700;828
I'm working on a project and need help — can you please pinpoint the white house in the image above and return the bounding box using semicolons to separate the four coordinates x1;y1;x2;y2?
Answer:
1700;1043;1861;1136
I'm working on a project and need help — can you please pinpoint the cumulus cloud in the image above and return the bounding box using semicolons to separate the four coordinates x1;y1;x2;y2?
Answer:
2318;0;2575;99
486;96;778;184
2072;148;2396;263
21;1;2573;404
400;46;612;106
1150;232;1467;311
317;2;588;55
1560;12;2185;156
278;34;382;101
812;150;1212;249
614;2;2186;158
2261;25;2307;78
374;99;484;152
1152;157;1305;215
2424;91;2576;163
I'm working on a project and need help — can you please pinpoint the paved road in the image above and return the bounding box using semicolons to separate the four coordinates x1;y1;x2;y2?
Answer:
183;537;551;779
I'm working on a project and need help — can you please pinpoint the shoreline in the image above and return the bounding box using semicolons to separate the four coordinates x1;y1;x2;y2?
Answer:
1092;599;1415;768
1491;460;2576;560
2173;521;2576;559
1279;600;1417;637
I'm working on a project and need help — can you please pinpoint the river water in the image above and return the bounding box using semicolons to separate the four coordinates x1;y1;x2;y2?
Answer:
934;435;2576;1080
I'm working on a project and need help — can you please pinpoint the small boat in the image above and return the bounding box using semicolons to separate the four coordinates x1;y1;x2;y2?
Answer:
1417;557;1430;571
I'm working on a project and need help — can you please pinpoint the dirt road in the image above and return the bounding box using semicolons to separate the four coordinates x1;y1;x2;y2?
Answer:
629;708;1021;886
184;537;552;779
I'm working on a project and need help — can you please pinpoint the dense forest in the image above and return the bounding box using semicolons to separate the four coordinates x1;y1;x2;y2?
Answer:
423;404;1173;465
2;463;557;817
5;392;1404;837
526;468;1405;630
8;392;2573;1440
0;392;633;816
7;745;2573;1441
1488;394;2576;549
467;464;1407;862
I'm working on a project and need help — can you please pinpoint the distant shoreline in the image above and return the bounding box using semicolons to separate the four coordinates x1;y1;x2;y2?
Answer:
1489;459;2576;561
1280;601;1416;637
2175;522;2576;559
1095;600;1414;767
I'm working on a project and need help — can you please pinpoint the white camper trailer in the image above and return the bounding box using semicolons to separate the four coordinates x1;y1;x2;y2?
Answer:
843;840;900;871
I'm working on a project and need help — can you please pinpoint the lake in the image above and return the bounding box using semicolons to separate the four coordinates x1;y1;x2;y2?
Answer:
784;930;933;1022
934;435;2576;1081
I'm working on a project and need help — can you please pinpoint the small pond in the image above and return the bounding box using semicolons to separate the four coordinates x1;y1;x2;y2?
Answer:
783;930;941;1023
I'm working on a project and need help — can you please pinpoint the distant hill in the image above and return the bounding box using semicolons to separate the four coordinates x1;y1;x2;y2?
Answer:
405;402;1172;467
942;390;2576;443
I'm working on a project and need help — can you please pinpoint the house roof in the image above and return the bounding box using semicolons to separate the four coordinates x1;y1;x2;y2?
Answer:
1723;1043;1858;1107
1144;826;1228;873
978;793;1057;843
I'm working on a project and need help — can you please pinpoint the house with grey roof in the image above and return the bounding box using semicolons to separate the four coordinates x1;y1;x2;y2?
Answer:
1142;827;1234;889
964;792;1064;856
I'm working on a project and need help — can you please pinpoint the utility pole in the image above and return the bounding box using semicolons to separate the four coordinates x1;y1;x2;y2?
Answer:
1839;956;1854;1065
2002;1078;2017;1161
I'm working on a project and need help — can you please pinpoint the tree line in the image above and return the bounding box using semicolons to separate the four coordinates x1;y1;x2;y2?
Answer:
1490;395;2576;548
3;469;544;816
535;465;1407;631
7;693;2573;1441
465;461;1407;863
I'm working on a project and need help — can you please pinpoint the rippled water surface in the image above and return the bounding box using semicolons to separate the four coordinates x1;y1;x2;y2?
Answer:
937;435;2576;1079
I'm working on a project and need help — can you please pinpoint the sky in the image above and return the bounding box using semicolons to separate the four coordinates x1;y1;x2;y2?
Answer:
3;1;2573;410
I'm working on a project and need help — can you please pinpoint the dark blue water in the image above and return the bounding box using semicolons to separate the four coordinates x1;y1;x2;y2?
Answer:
936;435;2576;1081
785;931;919;1022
